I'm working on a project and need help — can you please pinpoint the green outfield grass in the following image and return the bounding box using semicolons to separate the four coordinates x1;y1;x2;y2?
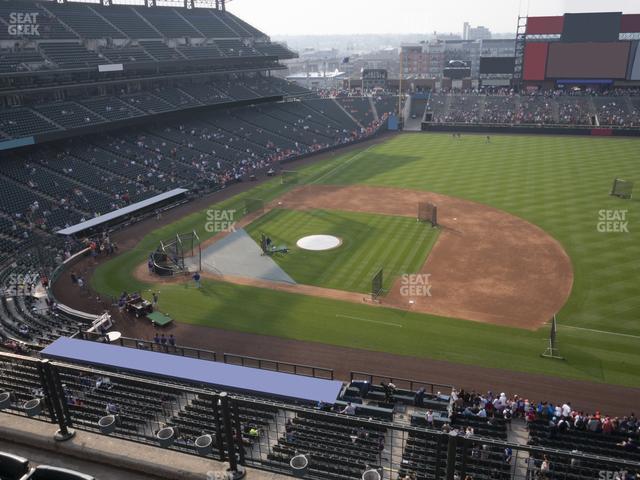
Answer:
92;133;640;387
244;208;438;292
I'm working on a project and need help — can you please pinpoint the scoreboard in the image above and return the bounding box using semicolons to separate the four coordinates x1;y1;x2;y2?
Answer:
522;12;640;83
362;69;388;89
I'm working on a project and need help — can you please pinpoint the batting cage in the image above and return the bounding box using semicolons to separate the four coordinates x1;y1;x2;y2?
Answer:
151;231;201;276
417;202;438;227
244;198;265;215
371;268;384;301
610;178;633;199
281;170;299;185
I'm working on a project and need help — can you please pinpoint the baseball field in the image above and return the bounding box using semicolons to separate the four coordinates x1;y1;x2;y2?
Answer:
91;133;640;388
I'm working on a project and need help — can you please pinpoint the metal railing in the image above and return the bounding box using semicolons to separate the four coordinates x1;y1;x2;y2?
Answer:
79;332;334;380
1;351;639;480
350;371;454;396
223;353;334;380
81;331;218;362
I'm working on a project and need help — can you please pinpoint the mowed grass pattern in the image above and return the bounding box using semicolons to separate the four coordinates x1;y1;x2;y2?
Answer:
322;134;640;335
245;208;438;292
91;133;640;387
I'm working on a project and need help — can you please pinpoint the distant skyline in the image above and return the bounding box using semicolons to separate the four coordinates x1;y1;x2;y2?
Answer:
227;0;640;36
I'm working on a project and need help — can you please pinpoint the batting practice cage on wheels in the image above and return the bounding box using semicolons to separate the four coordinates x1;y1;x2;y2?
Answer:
151;231;201;276
610;178;634;199
418;202;438;227
371;268;384;301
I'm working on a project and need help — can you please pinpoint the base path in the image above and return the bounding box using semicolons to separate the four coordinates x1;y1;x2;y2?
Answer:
272;185;573;329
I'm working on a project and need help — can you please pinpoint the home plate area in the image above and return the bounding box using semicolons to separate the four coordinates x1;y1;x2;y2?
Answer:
296;235;342;251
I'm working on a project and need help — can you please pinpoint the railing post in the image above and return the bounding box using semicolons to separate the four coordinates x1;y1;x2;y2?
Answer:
212;394;225;462
445;431;458;480
219;392;245;479
35;360;57;424
232;400;245;466
41;360;75;442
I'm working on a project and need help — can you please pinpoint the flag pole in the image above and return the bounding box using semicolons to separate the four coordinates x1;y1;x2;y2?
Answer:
398;46;403;124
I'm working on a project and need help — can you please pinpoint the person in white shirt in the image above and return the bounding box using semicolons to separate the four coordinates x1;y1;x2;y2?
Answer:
341;403;356;415
561;402;572;418
426;410;434;427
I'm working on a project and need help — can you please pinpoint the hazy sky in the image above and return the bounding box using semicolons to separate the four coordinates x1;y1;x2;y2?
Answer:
227;0;640;36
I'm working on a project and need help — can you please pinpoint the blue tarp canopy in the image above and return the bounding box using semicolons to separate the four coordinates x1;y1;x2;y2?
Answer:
42;338;343;404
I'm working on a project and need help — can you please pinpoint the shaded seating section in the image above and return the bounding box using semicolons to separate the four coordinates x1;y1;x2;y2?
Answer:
1;78;309;140
0;1;73;40
345;382;450;414
100;46;155;64
97;6;161;39
0;357;51;420
179;9;238;38
177;82;231;104
120;93;175;115
39;43;103;69
0;49;46;73
221;11;267;38
265;410;386;478
44;3;125;39
216;39;261;57
0;109;60;138
528;419;640;462
253;42;297;59
80;97;143;122
169;395;277;449
178;44;224;60
374;95;399;117
33;102;105;129
56;366;187;439
336;97;375;126
303;98;359;132
151;86;201;109
136;8;200;38
0;176;81;232
0;294;79;347
138;41;183;62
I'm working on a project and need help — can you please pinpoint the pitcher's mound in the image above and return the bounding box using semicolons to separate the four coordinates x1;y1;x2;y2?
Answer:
296;235;342;251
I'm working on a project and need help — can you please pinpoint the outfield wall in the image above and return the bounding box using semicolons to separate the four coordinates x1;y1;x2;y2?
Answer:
420;123;640;137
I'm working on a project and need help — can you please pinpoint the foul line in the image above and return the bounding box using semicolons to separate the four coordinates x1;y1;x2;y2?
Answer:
336;314;403;328
310;146;374;185
558;325;640;340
